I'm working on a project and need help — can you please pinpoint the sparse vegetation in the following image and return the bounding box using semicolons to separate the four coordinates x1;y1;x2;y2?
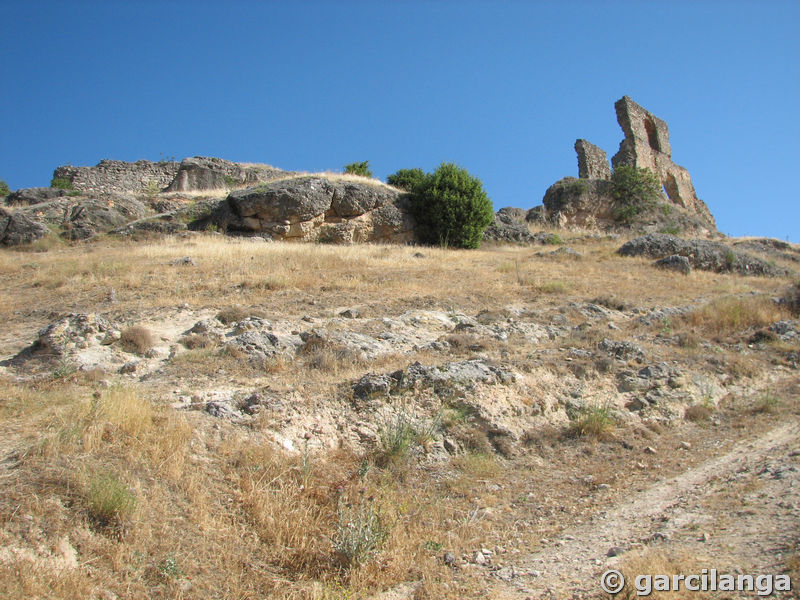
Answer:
569;403;616;438
343;160;373;178
685;296;788;337
50;176;74;190
332;494;389;567
87;472;137;526
0;179;9;196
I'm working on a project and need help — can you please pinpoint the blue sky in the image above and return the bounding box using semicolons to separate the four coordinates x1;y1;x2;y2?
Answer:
2;0;798;240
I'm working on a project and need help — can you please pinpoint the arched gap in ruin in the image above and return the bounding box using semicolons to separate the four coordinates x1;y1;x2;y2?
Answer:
644;117;661;152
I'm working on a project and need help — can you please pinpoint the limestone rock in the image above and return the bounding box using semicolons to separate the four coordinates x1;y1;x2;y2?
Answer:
16;193;149;240
618;233;788;277
35;313;111;356
4;187;67;206
0;207;49;246
212;176;416;244
165;156;287;192
654;254;692;275
483;207;536;243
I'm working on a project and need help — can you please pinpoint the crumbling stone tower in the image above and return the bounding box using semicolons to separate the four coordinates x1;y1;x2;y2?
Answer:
575;96;715;227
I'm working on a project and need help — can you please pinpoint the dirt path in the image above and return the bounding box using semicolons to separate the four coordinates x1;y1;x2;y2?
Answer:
495;419;800;599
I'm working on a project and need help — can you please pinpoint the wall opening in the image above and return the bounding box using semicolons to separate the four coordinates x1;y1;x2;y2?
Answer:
644;118;661;152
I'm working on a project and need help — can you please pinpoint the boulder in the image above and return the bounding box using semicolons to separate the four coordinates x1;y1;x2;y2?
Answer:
654;254;691;275
212;176;416;244
0;206;49;246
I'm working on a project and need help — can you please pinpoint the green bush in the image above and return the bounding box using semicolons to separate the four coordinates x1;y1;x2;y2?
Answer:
611;165;660;224
50;176;74;190
386;167;428;192
410;162;494;249
343;161;373;177
0;179;9;196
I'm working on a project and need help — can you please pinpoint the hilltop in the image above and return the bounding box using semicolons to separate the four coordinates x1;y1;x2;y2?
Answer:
0;100;799;599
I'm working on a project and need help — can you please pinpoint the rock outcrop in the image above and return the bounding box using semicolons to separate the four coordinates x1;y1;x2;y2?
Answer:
209;176;416;243
618;233;788;277
16;193;149;240
165;157;288;192
0;206;50;246
483;207;537;243
532;97;717;235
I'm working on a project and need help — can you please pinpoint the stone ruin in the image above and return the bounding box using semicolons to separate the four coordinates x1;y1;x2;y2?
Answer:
575;96;714;226
530;96;716;234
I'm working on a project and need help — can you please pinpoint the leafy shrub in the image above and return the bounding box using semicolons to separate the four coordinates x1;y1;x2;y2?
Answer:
0;179;9;196
611;165;661;224
50;176;74;190
343;161;373;177
410;162;494;249
386;167;428;192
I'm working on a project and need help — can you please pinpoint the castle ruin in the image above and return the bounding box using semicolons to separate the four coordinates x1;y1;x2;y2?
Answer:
575;96;714;226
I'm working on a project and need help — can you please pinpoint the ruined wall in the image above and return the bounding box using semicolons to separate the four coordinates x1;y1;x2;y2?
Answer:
52;160;180;195
610;96;713;225
575;139;611;180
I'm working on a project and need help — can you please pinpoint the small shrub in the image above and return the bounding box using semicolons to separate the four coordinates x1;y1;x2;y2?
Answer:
782;281;800;316
120;326;155;355
410;162;494;249
216;306;265;324
386;167;427;191
50;176;74;190
0;179;9;196
751;393;780;414
569;404;616;439
659;224;681;235
332;496;388;567
343;161;373;178
376;412;419;464
179;333;216;349
87;472;137;526
684;403;713;422
142;179;161;199
611;165;661;224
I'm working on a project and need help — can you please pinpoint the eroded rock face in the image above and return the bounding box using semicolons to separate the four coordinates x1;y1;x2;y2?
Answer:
16;193;149;240
212;176;417;243
0;206;50;246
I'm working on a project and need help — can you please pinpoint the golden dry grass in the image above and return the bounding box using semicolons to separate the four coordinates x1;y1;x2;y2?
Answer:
0;231;797;599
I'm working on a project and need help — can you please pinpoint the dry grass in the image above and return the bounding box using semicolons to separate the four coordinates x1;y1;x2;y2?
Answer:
1;230;797;599
611;549;717;599
684;295;789;338
119;325;155;355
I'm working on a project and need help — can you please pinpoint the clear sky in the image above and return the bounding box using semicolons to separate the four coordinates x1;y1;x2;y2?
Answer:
1;0;798;240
